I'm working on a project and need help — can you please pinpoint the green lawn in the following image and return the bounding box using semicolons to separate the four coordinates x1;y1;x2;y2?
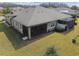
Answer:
0;22;23;49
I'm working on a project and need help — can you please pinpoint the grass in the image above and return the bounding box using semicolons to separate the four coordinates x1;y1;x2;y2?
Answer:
76;18;79;23
0;22;23;49
0;12;5;16
74;35;79;46
0;18;79;55
76;36;79;42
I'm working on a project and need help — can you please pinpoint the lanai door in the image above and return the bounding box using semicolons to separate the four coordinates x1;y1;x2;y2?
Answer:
47;21;56;32
22;25;28;36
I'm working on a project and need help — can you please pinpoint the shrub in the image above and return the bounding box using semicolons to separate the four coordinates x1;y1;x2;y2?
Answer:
45;46;57;56
2;7;11;14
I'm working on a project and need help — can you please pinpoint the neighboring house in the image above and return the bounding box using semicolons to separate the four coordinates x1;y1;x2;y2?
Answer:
4;6;75;39
10;7;25;12
55;7;78;18
0;7;3;11
55;7;73;12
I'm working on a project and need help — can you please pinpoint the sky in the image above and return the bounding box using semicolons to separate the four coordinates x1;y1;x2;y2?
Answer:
65;2;79;7
15;2;79;7
15;2;42;5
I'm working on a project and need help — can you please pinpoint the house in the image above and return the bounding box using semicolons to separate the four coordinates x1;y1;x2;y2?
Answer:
55;7;78;18
4;6;75;39
4;8;25;26
55;7;72;12
0;7;3;11
10;7;25;12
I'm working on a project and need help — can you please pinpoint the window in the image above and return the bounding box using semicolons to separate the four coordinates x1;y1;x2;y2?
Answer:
19;24;22;29
15;22;17;26
51;24;54;27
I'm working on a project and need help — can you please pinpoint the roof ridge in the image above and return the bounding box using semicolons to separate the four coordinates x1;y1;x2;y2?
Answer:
27;6;38;26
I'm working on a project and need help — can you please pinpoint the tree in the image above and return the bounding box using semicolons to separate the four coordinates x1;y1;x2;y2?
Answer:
40;2;69;8
71;5;78;10
2;7;11;14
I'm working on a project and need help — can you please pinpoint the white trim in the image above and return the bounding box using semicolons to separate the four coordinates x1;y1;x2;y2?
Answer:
28;27;31;39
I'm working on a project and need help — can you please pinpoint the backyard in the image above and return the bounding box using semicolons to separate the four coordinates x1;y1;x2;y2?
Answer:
0;18;79;55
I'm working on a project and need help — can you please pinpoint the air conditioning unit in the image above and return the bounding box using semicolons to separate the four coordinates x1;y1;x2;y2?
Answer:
22;36;28;40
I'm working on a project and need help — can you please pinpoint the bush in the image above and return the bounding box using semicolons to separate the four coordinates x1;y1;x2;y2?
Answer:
45;46;57;56
2;7;11;14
